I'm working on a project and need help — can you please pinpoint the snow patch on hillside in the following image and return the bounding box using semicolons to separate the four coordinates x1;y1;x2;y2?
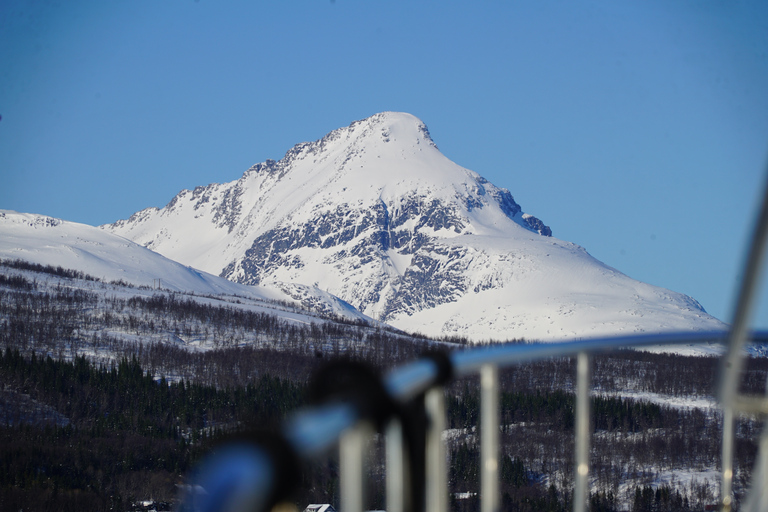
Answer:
0;210;375;324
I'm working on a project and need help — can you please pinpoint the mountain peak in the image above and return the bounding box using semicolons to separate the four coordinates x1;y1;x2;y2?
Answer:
348;111;437;148
104;114;724;341
244;111;439;186
292;110;442;179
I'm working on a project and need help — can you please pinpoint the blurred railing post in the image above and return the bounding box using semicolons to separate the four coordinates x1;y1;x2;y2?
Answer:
719;167;768;511
340;421;374;512
480;364;499;512
386;417;407;512
425;386;448;512
573;352;591;512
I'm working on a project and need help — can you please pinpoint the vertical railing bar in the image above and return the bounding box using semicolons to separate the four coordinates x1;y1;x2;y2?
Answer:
425;386;448;512
340;421;373;512
720;166;768;511
573;352;591;512
386;418;407;512
481;364;500;512
721;406;735;512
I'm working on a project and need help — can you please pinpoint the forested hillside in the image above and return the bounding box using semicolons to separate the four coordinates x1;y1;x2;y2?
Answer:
1;259;766;511
0;348;305;510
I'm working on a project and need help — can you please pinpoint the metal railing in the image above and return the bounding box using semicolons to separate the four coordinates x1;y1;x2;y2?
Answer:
181;329;768;512
181;171;768;512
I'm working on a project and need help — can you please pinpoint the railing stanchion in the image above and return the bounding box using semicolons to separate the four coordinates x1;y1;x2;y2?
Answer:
721;406;735;512
425;386;448;512
719;165;768;511
340;421;373;512
386;418;407;512
480;364;500;512
574;352;591;512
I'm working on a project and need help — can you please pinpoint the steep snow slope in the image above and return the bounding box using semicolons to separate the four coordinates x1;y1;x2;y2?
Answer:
0;210;370;323
104;112;725;341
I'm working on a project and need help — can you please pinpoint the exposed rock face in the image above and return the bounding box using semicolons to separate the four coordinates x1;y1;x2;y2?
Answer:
104;112;723;341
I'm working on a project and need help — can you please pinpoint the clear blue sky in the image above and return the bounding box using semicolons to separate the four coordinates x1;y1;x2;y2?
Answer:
2;0;768;329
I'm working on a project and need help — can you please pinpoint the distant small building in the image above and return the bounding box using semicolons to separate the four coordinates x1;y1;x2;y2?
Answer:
303;504;337;512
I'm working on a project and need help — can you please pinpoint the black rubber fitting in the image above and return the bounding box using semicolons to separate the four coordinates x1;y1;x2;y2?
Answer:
308;358;398;429
421;349;454;386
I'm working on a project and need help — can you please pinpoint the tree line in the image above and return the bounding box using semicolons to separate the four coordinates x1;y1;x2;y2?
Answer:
3;260;768;510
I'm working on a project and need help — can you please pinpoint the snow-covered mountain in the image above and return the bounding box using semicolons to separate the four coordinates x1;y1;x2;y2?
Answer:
0;210;371;323
104;112;725;341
